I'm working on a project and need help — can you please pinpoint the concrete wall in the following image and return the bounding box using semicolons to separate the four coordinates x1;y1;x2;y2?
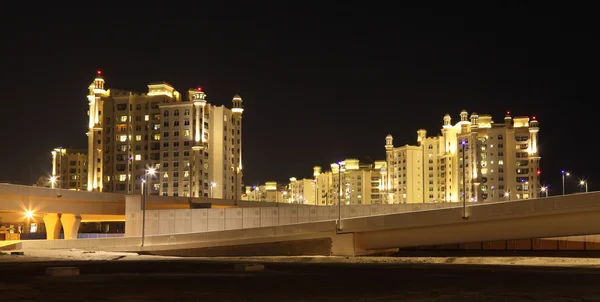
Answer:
7;220;353;256
126;197;467;238
350;192;600;251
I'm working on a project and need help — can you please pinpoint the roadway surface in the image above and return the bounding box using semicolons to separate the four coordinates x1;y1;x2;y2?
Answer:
1;258;600;301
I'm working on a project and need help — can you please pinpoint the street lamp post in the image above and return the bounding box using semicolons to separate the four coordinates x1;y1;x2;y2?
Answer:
541;186;548;197
49;176;57;189
580;180;588;193
141;167;156;247
337;161;345;230
460;140;467;219
314;179;318;206
210;181;216;198
562;170;570;195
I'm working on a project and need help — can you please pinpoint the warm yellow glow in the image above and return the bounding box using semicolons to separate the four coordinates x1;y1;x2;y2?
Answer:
232;108;244;114
25;210;33;219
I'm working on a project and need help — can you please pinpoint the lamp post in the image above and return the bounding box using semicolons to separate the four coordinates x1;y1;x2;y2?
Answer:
520;179;525;199
561;170;570;195
337;161;345;230
49;176;57;189
314;179;318;206
141;167;156;247
541;186;548;197
580;180;588;193
210;181;216;198
460;140;467;219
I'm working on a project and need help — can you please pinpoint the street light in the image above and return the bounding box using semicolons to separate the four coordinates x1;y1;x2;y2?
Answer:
460;140;468;219
141;167;156;247
210;181;216;198
49;176;57;189
540;186;548;197
505;190;511;201
313;179;318;206
579;180;588;193
337;161;345;230
561;170;570;195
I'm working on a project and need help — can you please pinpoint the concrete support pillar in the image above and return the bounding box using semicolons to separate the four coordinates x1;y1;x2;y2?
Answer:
125;195;143;237
43;213;62;240
60;213;82;240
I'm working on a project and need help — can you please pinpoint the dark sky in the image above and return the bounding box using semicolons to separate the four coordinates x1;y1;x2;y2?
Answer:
1;3;596;195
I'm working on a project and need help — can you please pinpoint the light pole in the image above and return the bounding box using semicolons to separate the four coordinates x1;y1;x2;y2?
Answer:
520;179;525;199
210;181;216;198
49;176;57;189
460;140;467;219
141;167;156;247
337;161;345;230
541;186;548;197
314;179;318;206
561;170;570;195
580;180;588;193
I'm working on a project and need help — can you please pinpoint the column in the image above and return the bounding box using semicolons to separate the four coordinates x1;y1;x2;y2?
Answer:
60;214;82;240
43;213;62;240
194;103;201;142
125;195;143;237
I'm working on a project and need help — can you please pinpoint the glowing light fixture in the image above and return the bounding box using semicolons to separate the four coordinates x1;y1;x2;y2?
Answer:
25;210;34;219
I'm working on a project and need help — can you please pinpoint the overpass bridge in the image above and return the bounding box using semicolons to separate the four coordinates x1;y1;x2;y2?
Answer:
0;183;294;240
4;192;600;256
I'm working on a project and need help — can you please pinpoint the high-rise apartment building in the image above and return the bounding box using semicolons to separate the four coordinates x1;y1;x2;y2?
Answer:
86;71;244;199
50;147;88;190
385;110;541;203
250;159;388;206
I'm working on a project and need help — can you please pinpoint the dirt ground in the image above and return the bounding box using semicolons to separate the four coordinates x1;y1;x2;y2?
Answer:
2;249;600;301
3;248;600;267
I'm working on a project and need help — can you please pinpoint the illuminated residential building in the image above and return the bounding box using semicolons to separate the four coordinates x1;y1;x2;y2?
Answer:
50;147;88;190
281;159;387;206
85;71;244;199
385;110;541;203
384;139;423;203
242;182;286;203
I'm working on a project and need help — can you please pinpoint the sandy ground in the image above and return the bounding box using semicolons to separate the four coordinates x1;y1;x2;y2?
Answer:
3;248;600;268
3;249;600;301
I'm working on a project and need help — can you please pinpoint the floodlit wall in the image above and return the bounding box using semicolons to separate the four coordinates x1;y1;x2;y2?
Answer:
126;200;466;237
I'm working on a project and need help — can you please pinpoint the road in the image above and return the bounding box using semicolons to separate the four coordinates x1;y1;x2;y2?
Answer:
1;259;600;301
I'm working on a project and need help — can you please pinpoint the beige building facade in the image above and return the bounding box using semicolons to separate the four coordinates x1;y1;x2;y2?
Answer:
385;110;541;203
85;71;244;199
49;147;88;191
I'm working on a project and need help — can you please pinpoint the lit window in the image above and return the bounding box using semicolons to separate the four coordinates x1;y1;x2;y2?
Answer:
144;115;149;121
135;155;141;161
136;135;142;141
119;135;127;142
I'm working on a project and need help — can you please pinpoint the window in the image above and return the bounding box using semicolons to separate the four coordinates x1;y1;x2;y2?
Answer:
174;110;179;116
184;109;190;116
164;110;169;117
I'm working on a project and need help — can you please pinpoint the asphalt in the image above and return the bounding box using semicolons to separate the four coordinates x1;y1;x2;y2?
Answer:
1;260;600;301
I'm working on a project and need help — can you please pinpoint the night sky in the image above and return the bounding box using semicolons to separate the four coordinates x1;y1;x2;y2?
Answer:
2;3;596;195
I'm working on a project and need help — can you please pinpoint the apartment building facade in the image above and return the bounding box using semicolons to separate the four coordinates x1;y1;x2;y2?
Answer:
85;71;244;199
50;147;88;190
385;110;541;203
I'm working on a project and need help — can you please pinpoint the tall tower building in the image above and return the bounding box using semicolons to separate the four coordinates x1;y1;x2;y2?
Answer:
85;72;244;198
